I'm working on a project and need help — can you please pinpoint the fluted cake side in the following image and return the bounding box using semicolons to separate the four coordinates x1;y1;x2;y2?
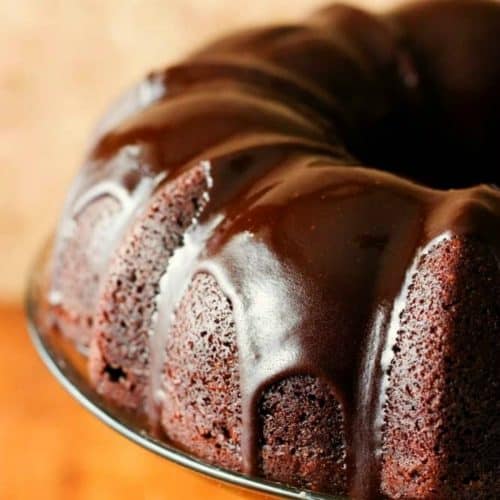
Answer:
45;1;500;497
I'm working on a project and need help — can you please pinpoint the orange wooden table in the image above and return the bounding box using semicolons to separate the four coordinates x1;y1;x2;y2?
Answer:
0;304;267;500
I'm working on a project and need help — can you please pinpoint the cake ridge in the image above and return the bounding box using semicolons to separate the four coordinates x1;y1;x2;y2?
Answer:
148;169;223;421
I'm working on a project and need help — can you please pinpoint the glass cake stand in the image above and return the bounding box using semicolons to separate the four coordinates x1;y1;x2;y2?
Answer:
26;247;343;500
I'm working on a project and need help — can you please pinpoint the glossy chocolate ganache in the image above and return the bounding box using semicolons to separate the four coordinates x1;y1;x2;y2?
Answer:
46;0;500;498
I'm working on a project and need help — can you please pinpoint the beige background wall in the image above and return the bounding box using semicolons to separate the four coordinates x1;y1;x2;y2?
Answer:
0;0;397;302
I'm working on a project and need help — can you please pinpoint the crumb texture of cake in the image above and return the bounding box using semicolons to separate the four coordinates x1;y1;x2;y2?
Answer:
49;196;121;346
382;236;500;499
161;271;242;471
44;1;500;498
90;166;209;412
259;375;347;496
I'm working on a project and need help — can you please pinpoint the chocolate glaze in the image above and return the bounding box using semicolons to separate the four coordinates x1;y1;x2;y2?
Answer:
49;0;500;497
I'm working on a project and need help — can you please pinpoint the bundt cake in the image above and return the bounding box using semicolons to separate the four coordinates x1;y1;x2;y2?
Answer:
43;0;499;497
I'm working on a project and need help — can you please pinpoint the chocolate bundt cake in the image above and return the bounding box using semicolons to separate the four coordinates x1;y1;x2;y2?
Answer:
44;0;499;497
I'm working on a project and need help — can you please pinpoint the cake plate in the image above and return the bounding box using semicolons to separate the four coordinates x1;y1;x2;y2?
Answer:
26;248;343;500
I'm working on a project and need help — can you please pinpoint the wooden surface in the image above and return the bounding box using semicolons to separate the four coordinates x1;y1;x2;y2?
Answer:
0;304;267;500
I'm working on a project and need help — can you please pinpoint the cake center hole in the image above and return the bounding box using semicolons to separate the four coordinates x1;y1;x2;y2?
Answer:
351;107;499;190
